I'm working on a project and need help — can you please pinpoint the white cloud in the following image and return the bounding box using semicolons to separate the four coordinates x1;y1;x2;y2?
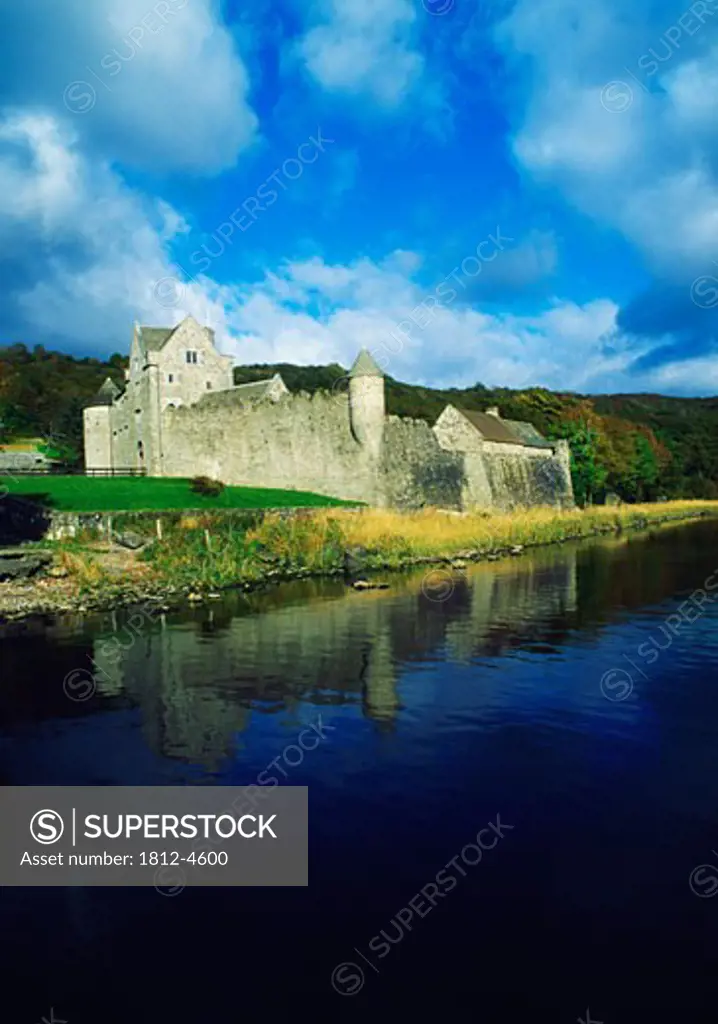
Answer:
0;0;258;174
297;0;424;107
499;0;718;279
166;255;665;395
665;45;718;126
0;114;82;230
0;109;710;397
651;355;718;392
0;112;196;347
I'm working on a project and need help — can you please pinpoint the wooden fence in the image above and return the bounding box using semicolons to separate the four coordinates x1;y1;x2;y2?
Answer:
1;466;147;477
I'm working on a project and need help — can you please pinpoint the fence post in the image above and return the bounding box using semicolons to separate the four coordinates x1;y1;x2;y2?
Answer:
156;518;163;541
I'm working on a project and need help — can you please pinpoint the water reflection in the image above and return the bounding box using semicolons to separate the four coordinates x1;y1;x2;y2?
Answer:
2;521;718;1017
3;520;714;772
79;547;580;764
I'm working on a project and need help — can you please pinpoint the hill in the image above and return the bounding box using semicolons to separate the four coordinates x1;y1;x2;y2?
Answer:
0;343;127;464
2;342;717;502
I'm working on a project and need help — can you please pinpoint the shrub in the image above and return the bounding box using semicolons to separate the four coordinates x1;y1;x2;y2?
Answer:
190;476;225;498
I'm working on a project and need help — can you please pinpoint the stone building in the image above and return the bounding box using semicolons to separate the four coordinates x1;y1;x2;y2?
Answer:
83;315;574;509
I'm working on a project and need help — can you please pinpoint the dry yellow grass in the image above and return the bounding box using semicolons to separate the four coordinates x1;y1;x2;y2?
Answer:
57;549;107;586
309;501;718;557
179;516;201;530
134;499;718;592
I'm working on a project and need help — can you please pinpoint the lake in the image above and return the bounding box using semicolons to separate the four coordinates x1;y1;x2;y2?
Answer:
2;520;718;1021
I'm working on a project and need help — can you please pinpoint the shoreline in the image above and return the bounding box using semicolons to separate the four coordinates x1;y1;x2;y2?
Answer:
1;502;717;624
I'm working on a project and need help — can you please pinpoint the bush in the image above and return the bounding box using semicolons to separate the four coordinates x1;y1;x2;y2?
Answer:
190;476;225;498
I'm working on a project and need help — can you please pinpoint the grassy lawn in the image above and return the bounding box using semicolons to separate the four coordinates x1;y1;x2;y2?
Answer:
0;475;355;512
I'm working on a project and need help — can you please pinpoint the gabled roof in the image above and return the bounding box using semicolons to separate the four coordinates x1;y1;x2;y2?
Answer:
456;408;528;445
85;377;122;408
233;375;284;401
349;349;383;378
136;318;216;356
452;408;553;448
139;326;177;352
503;419;554;449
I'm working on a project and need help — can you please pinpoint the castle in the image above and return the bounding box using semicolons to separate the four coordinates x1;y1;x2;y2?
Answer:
83;316;574;510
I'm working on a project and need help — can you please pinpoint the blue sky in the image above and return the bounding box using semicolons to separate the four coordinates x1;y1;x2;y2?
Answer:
1;0;717;395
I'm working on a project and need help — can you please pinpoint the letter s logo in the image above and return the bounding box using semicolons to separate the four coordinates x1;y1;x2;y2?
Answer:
30;809;65;845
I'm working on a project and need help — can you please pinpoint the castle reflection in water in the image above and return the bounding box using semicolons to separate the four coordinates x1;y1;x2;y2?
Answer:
82;546;580;767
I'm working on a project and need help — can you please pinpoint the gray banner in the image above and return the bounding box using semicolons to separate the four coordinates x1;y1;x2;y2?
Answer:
0;786;308;887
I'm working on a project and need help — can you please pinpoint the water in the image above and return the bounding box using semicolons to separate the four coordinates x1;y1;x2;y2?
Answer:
2;521;718;1021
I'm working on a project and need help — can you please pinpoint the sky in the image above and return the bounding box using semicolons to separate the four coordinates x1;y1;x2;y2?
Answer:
1;0;718;396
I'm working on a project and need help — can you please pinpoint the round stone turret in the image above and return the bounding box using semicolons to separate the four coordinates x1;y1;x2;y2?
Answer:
348;349;385;457
83;377;121;471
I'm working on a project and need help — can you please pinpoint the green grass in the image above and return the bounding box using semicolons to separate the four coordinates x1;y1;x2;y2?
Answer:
139;500;718;591
0;475;355;512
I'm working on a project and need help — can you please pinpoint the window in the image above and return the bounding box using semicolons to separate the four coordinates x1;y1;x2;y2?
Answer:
206;381;212;390
168;373;174;383
186;351;198;364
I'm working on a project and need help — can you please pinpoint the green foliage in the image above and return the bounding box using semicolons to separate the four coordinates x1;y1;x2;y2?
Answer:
234;362;347;393
141;514;347;590
628;435;661;502
560;422;608;506
0;342;126;461
37;438;82;467
139;503;718;592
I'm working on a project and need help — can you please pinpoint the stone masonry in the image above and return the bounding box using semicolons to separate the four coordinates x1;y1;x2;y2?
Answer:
83;316;574;510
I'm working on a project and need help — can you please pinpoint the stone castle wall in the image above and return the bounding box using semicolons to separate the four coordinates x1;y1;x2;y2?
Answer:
161;389;386;504
83;318;575;510
161;389;470;507
380;416;465;508
157;387;573;510
482;446;573;510
83;406;113;470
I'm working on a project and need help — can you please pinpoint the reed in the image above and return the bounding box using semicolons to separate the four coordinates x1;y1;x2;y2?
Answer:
139;500;718;589
308;501;718;557
56;548;108;588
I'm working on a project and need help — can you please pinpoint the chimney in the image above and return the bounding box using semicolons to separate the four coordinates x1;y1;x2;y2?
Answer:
486;406;500;418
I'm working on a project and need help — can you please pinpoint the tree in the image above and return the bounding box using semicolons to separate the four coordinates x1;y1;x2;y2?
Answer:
631;434;660;501
562;422;608;506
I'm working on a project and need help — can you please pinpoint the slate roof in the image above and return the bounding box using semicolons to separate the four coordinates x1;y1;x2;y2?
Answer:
349;349;383;378
85;377;122;408
457;408;528;445
139;326;177;352
503;419;554;449
456;408;552;448
234;379;275;399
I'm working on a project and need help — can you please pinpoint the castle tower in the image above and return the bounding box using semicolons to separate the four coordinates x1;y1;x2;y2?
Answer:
554;438;575;508
83;377;121;471
348;349;385;458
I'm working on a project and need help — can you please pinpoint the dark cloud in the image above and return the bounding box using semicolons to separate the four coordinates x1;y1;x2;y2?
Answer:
618;281;718;372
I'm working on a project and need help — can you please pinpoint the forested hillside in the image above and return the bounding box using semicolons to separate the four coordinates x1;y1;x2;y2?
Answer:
233;363;718;503
0;344;126;463
2;341;717;503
